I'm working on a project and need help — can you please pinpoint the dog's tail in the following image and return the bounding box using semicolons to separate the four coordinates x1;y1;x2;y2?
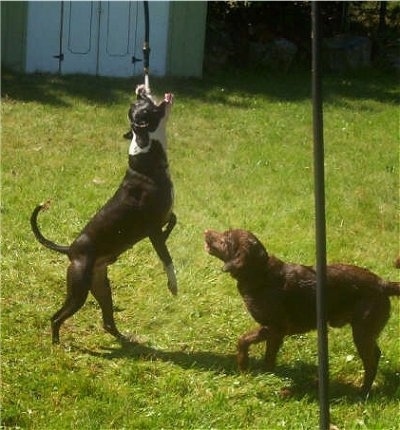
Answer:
384;257;400;296
383;280;400;296
30;201;70;255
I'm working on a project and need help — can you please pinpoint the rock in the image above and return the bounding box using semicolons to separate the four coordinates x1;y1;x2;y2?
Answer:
249;38;298;72
323;34;371;72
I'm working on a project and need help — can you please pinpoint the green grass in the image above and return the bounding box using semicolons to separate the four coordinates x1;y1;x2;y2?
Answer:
1;68;399;429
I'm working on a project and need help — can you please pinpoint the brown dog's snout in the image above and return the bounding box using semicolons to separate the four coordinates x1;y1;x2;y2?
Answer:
204;229;213;251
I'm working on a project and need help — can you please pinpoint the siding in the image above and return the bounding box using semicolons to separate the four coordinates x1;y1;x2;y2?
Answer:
167;1;207;77
1;0;207;78
1;1;28;72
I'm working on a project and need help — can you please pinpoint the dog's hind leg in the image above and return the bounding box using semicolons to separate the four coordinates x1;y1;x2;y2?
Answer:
162;213;177;241
51;258;91;344
149;230;177;296
264;330;284;371
351;297;390;395
90;265;126;341
352;329;381;395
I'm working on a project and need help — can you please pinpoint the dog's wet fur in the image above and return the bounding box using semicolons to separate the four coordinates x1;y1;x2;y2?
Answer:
31;85;177;344
205;228;400;394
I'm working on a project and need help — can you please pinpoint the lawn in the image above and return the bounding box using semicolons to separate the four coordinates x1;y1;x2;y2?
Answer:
1;68;399;429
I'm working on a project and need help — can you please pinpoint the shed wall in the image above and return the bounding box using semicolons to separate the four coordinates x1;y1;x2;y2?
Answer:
1;1;28;72
25;1;61;74
1;1;206;78
167;1;207;77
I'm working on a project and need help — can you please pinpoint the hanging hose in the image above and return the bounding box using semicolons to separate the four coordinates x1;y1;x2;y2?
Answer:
143;1;151;94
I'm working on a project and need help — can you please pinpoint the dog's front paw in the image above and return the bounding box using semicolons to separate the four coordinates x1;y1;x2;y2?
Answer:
237;349;249;372
165;263;178;296
237;353;249;372
168;279;178;296
237;337;250;371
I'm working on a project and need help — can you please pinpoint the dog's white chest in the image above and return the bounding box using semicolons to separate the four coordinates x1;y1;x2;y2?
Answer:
129;134;151;156
129;119;168;157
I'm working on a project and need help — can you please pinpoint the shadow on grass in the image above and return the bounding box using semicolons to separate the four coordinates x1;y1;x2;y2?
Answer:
82;340;239;375
78;339;399;402
2;67;398;108
1;69;133;107
274;364;399;402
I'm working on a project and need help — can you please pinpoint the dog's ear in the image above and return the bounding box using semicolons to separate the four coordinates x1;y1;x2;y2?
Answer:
222;253;245;276
248;238;269;267
221;230;246;276
135;85;147;100
222;261;234;273
123;130;133;140
222;238;268;277
135;84;154;103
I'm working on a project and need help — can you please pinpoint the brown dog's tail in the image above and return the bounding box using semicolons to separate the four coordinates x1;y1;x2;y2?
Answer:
384;281;400;296
380;257;400;296
30;201;70;255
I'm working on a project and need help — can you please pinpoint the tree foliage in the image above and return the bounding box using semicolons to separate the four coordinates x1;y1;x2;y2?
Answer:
205;1;400;69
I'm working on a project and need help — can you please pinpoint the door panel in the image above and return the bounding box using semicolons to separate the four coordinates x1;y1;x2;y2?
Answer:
105;1;131;56
60;0;139;77
61;1;98;74
67;2;94;54
98;1;139;77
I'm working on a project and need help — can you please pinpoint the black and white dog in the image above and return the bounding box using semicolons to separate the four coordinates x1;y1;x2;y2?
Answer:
31;85;177;344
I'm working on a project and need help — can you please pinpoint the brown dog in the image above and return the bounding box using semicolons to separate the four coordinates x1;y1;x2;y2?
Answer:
205;228;400;394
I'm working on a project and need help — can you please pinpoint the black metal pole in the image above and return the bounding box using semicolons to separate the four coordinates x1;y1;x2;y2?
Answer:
311;3;330;429
143;1;151;92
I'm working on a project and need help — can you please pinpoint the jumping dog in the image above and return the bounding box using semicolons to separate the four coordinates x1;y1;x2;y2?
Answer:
31;85;177;344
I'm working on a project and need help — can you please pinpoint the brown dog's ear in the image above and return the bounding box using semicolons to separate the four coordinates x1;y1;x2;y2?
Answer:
222;253;245;276
223;239;268;277
222;260;234;273
248;238;269;266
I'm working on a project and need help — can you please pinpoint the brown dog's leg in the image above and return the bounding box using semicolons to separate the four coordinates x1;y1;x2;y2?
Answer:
264;330;284;371
351;297;390;394
237;326;272;371
90;265;125;341
51;258;91;344
353;330;381;395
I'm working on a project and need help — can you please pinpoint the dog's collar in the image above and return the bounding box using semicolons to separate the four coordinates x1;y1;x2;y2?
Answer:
129;134;151;156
